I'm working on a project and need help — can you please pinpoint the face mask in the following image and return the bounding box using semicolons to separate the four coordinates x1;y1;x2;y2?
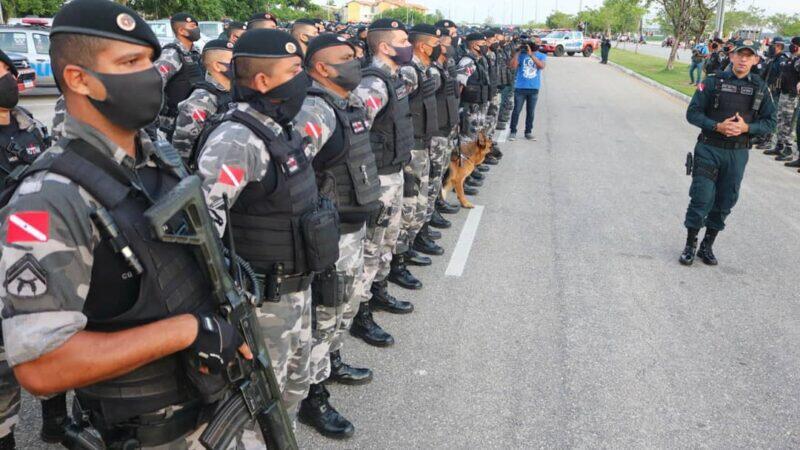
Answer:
445;45;455;58
490;43;499;51
327;59;362;92
84;66;164;131
220;62;234;80
479;45;488;55
0;73;19;109
389;44;413;65
235;71;310;126
429;44;442;61
185;27;201;42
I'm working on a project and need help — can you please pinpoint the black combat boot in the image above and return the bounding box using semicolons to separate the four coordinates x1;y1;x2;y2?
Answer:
476;165;490;172
465;175;483;187
404;249;431;266
413;226;445;256
463;186;479;196
436;198;459;214
483;155;499;165
350;302;395;346
370;280;414;314
679;228;699;266
329;350;373;385
470;170;485;180
298;383;355;439
388;254;423;289
490;142;504;159
697;230;718;266
775;152;794;161
430;210;452;229
0;433;15;450
784;157;800;168
763;143;782;156
40;393;68;444
426;227;442;240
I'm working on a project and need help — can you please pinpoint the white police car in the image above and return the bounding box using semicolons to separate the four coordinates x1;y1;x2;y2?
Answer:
0;25;53;87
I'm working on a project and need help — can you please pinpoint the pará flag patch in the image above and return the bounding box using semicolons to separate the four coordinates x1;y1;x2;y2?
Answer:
305;122;322;139
7;211;49;243
366;96;382;110
219;164;244;188
191;109;207;122
697;82;705;92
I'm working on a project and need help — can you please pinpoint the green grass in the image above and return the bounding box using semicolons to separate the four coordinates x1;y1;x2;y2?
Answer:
606;48;697;97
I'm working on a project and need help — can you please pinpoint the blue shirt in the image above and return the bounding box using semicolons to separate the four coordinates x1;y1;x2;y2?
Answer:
693;43;708;55
515;51;547;90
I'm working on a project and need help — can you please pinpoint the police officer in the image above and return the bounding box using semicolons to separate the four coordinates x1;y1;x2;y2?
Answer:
1;1;252;447
680;40;777;266
226;21;248;44
172;39;233;161
772;37;800;163
292;33;379;439
195;28;341;420
704;38;725;75
247;12;279;30
458;32;494;187
496;30;515;132
154;13;204;140
291;18;321;55
391;23;443;288
755;37;787;152
350;18;416;348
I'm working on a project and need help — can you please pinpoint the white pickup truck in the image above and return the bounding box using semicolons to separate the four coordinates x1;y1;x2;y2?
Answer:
539;30;599;57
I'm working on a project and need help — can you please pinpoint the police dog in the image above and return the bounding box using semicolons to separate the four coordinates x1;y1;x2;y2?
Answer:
441;132;493;209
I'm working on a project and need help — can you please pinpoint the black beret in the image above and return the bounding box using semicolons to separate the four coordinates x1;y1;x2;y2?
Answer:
792;36;800;46
488;28;502;36
294;18;318;27
370;18;406;32
409;24;441;38
465;32;486;42
305;33;355;64
170;13;198;25
248;12;278;25
434;20;456;28
233;29;304;59
349;37;367;49
357;26;367;33
0;50;17;77
203;39;234;53
229;21;247;31
50;0;161;60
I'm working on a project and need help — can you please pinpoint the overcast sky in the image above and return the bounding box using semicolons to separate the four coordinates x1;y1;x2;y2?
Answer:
415;0;800;25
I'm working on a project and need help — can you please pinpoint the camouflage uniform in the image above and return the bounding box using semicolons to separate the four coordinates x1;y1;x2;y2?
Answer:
196;102;316;417
497;46;515;130
426;134;451;221
0;329;19;441
172;72;229;160
0;115;253;448
52;95;66;141
775;93;799;153
457;55;482;142
154;40;202;139
351;58;405;304
292;85;367;384
484;49;501;138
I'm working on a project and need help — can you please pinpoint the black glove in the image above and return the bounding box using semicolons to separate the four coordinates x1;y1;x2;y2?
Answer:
190;314;243;374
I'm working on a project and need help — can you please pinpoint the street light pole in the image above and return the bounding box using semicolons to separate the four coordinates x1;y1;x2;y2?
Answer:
715;0;725;39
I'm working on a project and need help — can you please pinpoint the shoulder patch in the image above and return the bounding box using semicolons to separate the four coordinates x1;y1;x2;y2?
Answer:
7;211;49;243
4;254;47;297
219;164;244;187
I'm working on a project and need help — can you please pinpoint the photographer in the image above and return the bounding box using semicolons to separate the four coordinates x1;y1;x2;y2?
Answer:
508;35;546;141
689;41;708;85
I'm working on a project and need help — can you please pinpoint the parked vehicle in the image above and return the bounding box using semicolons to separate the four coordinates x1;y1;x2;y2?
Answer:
199;21;224;39
0;25;53;87
540;30;599;57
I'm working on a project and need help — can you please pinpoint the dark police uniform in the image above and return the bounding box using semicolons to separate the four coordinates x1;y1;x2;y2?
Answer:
681;41;777;265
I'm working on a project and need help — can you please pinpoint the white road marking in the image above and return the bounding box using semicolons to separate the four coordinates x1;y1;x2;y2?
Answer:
445;205;485;277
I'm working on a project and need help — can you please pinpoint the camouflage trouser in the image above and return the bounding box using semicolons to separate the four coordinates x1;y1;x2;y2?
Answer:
426;134;454;222
775;94;799;152
256;288;312;418
353;171;403;304
396;147;430;254
460;103;485;143
497;85;514;129
309;226;366;384
0;339;19;439
753;89;779;149
484;93;501;139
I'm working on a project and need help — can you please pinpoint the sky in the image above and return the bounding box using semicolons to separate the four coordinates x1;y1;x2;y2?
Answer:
407;0;800;25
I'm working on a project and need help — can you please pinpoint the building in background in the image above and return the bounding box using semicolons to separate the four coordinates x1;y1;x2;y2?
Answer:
341;0;428;23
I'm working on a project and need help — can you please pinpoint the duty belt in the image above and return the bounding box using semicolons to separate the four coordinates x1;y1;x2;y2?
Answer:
256;271;314;298
698;133;750;150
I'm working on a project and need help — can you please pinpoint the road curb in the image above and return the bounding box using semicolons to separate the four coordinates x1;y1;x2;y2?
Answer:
592;54;691;104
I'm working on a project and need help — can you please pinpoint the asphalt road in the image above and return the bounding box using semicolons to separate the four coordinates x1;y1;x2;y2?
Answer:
13;56;800;448
615;40;693;61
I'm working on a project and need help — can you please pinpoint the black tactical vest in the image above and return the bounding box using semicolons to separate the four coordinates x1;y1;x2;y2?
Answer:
224;110;321;275
162;43;205;117
496;48;508;86
308;87;380;234
191;81;233;115
362;67;414;174
0;118;46;187
18;139;213;426
487;52;499;96
461;54;489;105
435;61;459;134
407;64;439;146
779;55;800;95
702;76;759;144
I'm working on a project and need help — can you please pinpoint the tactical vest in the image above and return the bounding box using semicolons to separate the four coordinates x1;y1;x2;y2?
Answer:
779;55;800;95
407;64;439;147
702;76;759;145
487;52;499;95
307;87;380;234
222;110;328;275
12;139;213;432
496;48;508;86
505;47;515;84
435;61;459;134
191;81;233;116
362;67;414;174
461;54;489;105
162;43;205;117
0;118;46;187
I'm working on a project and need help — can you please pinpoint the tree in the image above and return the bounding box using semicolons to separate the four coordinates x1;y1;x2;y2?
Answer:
768;13;800;36
652;0;693;70
546;11;576;29
4;0;63;17
722;5;766;37
378;7;439;26
687;0;716;44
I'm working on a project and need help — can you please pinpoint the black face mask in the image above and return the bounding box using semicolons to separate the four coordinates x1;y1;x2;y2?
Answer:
235;71;310;126
185;27;202;42
220;62;234;80
84;66;164;131
490;43;499;51
389;44;414;65
479;45;488;55
0;73;19;109
429;44;442;61
445;45;456;58
327;59;362;92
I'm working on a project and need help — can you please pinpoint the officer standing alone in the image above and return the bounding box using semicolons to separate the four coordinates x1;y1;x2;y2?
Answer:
680;40;776;266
